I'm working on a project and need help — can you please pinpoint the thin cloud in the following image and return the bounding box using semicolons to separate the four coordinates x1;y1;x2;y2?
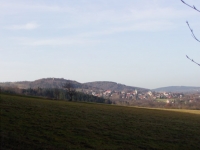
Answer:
7;22;39;30
63;3;198;25
76;20;175;38
0;1;74;14
12;37;102;46
60;5;198;32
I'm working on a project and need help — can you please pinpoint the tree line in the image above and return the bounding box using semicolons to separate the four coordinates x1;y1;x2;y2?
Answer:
0;85;112;104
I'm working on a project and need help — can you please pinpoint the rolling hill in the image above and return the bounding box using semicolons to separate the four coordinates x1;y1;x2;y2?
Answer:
0;78;85;89
1;78;199;93
0;78;149;92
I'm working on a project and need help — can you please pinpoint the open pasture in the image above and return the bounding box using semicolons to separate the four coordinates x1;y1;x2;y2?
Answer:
1;94;200;149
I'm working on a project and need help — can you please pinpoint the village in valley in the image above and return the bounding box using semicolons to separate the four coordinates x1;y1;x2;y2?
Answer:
81;88;200;105
1;77;200;108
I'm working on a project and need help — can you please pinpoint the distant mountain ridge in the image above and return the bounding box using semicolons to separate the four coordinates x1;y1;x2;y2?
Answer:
153;86;200;93
1;78;199;93
0;78;148;92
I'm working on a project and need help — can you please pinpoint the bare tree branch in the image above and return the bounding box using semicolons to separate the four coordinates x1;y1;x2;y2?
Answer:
181;0;200;66
186;21;200;42
181;0;200;12
186;55;200;66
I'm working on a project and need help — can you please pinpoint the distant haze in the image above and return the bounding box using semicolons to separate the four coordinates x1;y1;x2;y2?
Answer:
153;86;200;93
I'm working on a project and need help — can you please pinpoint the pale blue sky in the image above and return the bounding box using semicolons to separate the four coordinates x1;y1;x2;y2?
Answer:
0;0;200;89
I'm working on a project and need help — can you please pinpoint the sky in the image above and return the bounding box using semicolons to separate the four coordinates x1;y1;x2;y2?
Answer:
0;0;200;89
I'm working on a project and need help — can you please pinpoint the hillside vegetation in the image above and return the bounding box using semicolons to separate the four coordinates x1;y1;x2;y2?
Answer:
84;81;148;92
0;78;84;89
1;94;200;150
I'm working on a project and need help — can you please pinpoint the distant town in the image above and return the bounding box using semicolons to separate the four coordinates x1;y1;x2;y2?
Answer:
81;88;200;106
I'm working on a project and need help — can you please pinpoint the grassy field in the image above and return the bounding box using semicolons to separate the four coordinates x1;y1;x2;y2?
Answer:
1;94;200;150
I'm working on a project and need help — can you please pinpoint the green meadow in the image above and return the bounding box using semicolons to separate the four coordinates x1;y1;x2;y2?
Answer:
1;94;200;150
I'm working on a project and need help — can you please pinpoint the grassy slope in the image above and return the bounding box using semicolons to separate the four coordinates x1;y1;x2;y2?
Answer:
1;94;200;150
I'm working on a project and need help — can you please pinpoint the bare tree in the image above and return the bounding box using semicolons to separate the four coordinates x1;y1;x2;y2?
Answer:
181;0;200;66
0;86;1;100
63;82;76;101
54;88;60;100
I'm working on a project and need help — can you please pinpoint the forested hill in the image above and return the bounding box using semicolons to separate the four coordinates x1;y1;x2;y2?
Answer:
83;81;149;92
0;78;149;92
0;78;87;89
